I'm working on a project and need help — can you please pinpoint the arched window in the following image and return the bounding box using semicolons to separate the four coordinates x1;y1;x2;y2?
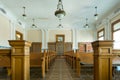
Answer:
112;19;120;49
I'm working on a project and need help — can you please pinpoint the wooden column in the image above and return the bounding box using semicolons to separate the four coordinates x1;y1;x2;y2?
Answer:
92;40;113;80
9;40;31;80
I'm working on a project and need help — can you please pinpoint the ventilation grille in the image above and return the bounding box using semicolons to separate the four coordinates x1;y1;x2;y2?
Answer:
0;8;6;14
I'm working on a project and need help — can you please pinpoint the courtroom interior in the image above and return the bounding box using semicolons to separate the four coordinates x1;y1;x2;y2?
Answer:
0;0;120;80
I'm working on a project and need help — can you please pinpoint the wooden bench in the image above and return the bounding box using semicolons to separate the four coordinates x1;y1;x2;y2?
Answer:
30;52;46;78
65;50;120;77
0;49;11;76
0;49;53;78
75;52;93;76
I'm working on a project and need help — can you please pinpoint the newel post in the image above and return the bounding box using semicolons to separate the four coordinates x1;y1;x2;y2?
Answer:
9;40;31;80
92;40;113;80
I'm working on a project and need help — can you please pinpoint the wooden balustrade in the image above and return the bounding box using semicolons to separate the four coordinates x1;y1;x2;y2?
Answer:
0;40;56;80
9;40;31;80
1;40;120;80
65;40;120;79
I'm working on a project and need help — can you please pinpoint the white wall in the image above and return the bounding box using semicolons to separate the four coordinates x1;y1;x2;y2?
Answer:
0;14;11;46
77;29;95;42
48;30;72;42
16;25;25;35
27;29;42;42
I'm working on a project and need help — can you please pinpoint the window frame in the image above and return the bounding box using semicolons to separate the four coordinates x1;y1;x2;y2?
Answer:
97;28;105;40
111;19;120;49
111;19;120;40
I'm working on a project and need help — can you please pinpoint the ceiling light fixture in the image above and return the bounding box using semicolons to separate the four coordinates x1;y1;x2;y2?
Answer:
22;6;27;19
94;6;98;20
55;0;66;19
84;18;89;28
31;18;37;28
57;19;63;28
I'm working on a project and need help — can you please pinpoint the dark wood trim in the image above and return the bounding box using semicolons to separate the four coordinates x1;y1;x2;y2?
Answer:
56;34;65;42
111;19;120;40
97;28;105;40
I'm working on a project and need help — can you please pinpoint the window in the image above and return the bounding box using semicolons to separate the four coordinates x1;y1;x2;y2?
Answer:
56;35;65;42
97;29;104;40
112;19;120;49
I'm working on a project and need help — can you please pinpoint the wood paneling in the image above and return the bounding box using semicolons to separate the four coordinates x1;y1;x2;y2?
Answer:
48;42;72;55
64;42;72;52
92;40;113;80
48;42;56;51
9;40;31;80
30;42;42;53
78;42;93;52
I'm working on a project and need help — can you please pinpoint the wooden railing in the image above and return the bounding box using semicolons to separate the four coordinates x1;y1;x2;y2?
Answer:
0;40;56;80
65;40;120;80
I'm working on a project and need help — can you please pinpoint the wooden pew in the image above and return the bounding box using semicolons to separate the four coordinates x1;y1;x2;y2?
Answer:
0;49;11;67
30;52;46;78
0;49;57;78
75;52;93;76
0;49;11;76
64;50;74;68
0;49;57;79
65;49;120;78
47;50;56;68
0;50;46;78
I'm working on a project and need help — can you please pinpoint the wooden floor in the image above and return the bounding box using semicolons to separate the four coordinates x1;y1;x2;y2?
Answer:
0;56;120;80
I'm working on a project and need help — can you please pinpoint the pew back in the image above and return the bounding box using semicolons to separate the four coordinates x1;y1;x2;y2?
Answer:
0;49;11;67
30;52;45;67
77;52;93;64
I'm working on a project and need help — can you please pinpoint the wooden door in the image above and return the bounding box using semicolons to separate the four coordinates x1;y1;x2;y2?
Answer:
56;42;64;55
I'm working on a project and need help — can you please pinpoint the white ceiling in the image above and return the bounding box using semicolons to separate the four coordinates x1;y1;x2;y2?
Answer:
0;0;120;30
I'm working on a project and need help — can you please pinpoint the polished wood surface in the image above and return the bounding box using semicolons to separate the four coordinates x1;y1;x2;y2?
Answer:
0;49;11;67
0;40;57;80
9;40;31;80
48;42;56;51
30;42;42;53
92;40;113;80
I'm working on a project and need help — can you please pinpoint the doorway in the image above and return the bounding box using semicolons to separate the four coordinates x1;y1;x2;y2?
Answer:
56;35;65;55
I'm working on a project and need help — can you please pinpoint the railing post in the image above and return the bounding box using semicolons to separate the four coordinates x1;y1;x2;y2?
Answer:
9;40;31;80
75;50;80;77
92;40;113;80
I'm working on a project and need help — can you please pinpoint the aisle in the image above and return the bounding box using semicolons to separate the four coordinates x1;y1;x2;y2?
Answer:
45;58;73;80
30;57;91;80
